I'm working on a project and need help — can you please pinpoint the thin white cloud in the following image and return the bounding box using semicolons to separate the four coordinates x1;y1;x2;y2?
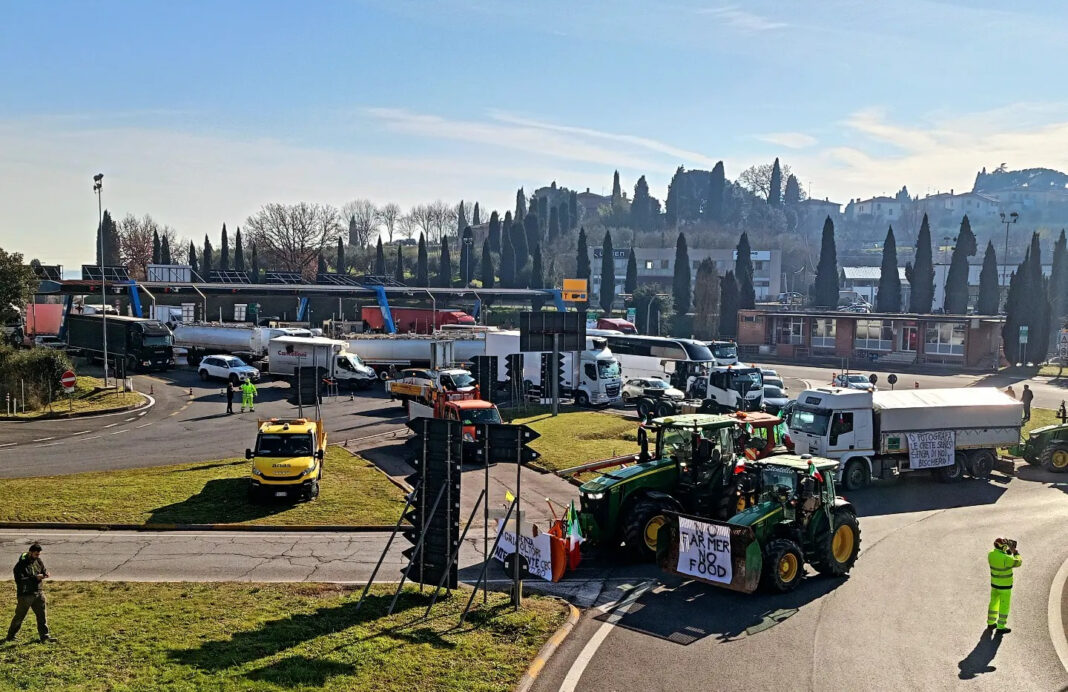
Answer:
697;6;786;32
756;132;818;149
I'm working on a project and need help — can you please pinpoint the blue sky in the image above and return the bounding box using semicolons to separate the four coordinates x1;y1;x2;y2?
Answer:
2;1;1067;267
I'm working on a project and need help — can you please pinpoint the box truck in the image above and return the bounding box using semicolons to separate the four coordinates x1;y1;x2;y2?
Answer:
266;336;378;389
65;314;174;372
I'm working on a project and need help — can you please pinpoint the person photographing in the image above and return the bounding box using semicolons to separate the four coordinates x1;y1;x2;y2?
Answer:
987;537;1022;634
5;543;56;643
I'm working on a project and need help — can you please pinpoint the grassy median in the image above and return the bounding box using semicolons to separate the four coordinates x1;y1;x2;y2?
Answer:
0;447;406;526
509;407;638;473
0;581;567;691
6;376;145;419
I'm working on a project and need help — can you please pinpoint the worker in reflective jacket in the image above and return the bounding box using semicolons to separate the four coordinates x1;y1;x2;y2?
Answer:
240;379;257;413
987;538;1022;633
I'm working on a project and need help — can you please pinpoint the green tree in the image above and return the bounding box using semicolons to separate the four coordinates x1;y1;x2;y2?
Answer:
472;202;480;226
977;241;1000;314
705;161;725;223
547;206;561;241
568;190;578;230
735;232;756;309
233;230;244;272
768;157;782;205
488;211;501;254
188;242;198;275
394;244;404;283
438;235;452;287
530;243;544;310
943;215;977;314
537;196;549;235
202;235;213;276
559;203;570;237
500;225;515;288
459;226;475;285
374;237;386;275
599;231;616;313
576;227;590;283
665;166;683;227
515;188;526;220
812;217;839;307
673;232;692;314
876;226;901;312
1049;229;1067;344
611;170;622;206
0;248;37;325
693;258;721;340
250;244;259;283
633;283;672;336
335;236;345;274
220;224;230;271
512;219;530;281
523;210;540;263
416;232;429;287
97;210;121;266
456;200;467;236
160;235;171;266
480;239;495;289
630;175;653;232
1003;233;1052;363
152;230;161;265
625;248;638;296
784;174;801;206
317;253;327;275
718;271;739;338
906;213;935;313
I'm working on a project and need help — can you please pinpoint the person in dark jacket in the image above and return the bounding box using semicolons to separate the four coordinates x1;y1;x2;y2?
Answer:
226;382;236;415
1020;384;1033;422
5;543;55;643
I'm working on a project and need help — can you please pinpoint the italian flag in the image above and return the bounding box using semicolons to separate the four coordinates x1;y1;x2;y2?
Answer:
566;501;584;551
807;459;823;482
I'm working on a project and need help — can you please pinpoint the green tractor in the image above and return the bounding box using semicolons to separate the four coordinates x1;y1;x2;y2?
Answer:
656;455;862;593
1013;401;1068;473
578;413;753;561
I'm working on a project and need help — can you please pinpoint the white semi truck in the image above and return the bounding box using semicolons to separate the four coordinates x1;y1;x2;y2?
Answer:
685;365;764;412
266;336;378;389
172;323;311;364
788;387;1023;490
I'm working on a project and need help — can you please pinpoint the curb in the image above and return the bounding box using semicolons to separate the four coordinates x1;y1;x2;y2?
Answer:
0;522;397;532
0;392;152;422
515;600;582;692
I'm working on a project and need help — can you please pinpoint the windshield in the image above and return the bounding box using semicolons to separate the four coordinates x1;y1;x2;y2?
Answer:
731;370;762;393
764;385;786;398
256;433;314;457
790;407;831;435
224;357;249;369
711;344;737;359
597;359;621;379
846;375;867;383
143;335;173;347
462;408;502;425
644;379;668;389
338;355;364;372
444;372;476;389
761;466;798;500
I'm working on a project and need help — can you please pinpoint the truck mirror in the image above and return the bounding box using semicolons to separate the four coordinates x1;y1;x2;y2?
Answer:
245;448;253;460
316;449;325;461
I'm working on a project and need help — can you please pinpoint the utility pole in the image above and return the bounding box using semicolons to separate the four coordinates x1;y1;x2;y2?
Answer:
93;173;108;386
999;211;1018;286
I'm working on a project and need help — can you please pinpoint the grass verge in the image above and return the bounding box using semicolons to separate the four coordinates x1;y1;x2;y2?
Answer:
508;406;638;473
7;376;144;419
0;447;406;526
1038;363;1065;378
0;581;567;692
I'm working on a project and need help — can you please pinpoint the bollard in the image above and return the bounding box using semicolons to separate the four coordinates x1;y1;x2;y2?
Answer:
150;384;154;395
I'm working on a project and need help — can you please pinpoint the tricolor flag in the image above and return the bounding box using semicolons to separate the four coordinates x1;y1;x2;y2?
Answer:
807;459;823;482
566;500;584;551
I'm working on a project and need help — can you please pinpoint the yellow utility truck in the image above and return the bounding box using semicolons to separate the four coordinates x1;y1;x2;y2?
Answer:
246;418;327;502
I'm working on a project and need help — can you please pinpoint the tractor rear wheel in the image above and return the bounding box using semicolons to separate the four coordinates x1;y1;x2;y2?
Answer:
811;509;861;577
936;453;967;483
760;538;805;593
1041;442;1068;473
622;497;676;562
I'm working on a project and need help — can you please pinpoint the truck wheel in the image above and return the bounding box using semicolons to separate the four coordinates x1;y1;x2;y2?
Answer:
699;399;719;414
575;391;591;407
1041;443;1068;473
655;400;675;418
968;449;996;479
305;480;320;501
760;538;805;593
811;509;861;577
622;497;676;562
842;459;869;490
621;392;631;405
937;453;967;483
198;369;209;382
635;398;654;420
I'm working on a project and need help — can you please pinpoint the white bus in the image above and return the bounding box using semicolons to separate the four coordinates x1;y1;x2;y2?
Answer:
601;335;714;390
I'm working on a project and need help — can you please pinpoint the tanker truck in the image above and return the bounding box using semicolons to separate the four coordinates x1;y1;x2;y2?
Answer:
172;323;311;365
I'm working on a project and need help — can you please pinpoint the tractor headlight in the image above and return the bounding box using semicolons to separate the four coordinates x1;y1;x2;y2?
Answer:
585;492;605;501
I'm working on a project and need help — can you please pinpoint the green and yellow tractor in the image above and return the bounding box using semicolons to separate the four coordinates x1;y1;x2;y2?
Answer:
1014;401;1068;473
656;455;862;593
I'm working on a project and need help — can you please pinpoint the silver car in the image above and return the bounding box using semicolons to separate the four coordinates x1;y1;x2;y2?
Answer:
621;377;684;404
197;355;261;385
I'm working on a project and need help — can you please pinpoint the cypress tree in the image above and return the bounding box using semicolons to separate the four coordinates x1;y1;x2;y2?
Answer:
202;235;213;276
488;211;501;254
548;206;560;241
559;203;570;237
1049;229;1067;343
99;210;121;266
512;219;529;279
673;232;692;314
611;170;622;205
500;225;515;289
943;215;977;314
568;190;578;229
480;239;494;289
537;196;549;234
768;158;782;205
876;226;902;312
459;226;475;285
630;175;652;232
233;229;244;272
515;188;526;220
706;161;725;223
374;237;386;275
416;232;429;287
812;217;839;307
317;253;327;275
907;213;935;313
735;232;756;309
160;235;171;266
394;244;404;283
693;258;720;340
977;241;1000;314
250;244;259;283
665;166;683;227
188;242;198;275
1026;233;1052;362
625;248;638;296
336;236;345;274
523;209;540;259
784;174;801;206
438;235;452;287
719;271;739;338
576;227;591;283
530;243;544;310
347;215;358;246
456;200;467;236
1004;234;1053;363
96;218;103;267
220;224;230;271
472;202;480;226
152;230;161;265
599;231;615;313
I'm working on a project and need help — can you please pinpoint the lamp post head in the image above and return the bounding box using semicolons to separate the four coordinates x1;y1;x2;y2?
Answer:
93;173;103;192
1010;212;1019;221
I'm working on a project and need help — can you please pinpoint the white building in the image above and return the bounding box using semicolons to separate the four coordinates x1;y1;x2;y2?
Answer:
850;196;904;222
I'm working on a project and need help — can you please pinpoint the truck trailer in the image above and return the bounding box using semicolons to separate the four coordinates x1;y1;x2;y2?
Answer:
361;306;475;334
266;336;378;389
65;313;174;372
172;323;311;364
788;387;1023;489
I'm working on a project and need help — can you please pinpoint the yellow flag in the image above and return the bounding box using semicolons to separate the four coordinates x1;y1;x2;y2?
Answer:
505;490;515;503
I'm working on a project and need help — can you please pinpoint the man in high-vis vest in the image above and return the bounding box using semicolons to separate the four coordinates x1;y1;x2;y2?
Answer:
987;537;1022;633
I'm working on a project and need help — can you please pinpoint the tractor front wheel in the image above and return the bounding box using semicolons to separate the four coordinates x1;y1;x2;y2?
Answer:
1042;442;1068;473
623;497;675;562
812;510;861;577
760;538;805;593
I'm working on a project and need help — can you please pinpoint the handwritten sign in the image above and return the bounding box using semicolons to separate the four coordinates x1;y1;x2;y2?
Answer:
906;430;955;469
676;517;733;584
494;520;554;582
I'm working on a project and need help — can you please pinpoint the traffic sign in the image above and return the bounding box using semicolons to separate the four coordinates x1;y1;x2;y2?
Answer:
561;279;588;303
1019;325;1029;344
60;370;77;393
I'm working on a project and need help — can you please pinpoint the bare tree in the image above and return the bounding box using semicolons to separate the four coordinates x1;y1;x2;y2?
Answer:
244;202;341;277
118;214;179;279
378;203;401;243
409;203;435;240
397;213;417;241
341;199;379;247
428;199;456;240
738;162;794;200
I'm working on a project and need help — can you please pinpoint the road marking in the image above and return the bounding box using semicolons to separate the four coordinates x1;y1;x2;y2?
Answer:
168;411;179;417
124;417;136;422
136;423;153;428
0;442;17;448
32;437;55;442
108;429;129;435
82;436;101;441
70;430;91;436
103;423;118;429
1049;556;1068;674
37;442;62;447
558;581;654;692
137;411;147;416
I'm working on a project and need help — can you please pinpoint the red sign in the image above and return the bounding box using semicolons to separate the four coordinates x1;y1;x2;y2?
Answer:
60;370;77;389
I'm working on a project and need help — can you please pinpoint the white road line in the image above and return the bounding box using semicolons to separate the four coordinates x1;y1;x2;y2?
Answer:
0;442;17;448
137;411;147;416
558;581;654;692
136;422;153;428
1049;556;1068;673
82;436;101;441
37;442;62;447
103;423;118;429
70;430;91;436
124;417;136;422
108;429;129;435
32;437;55;442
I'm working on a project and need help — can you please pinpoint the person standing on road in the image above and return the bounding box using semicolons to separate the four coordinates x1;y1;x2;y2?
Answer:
5;543;56;644
1005;385;1016;400
240;378;257;413
225;382;235;415
1020;385;1033;421
987;538;1022;634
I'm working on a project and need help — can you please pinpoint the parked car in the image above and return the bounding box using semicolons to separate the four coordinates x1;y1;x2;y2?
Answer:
762;384;791;414
839;303;872;313
834;373;876;391
763;375;785;390
620;377;684;404
198;355;261;385
777;292;803;305
33;335;65;350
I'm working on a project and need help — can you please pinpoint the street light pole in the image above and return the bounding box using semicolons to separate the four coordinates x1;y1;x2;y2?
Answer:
999;211;1018;286
463;236;473;287
93;173;108;386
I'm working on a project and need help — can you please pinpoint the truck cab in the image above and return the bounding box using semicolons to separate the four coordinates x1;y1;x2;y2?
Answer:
688;366;764;412
246;418;326;502
708;340;739;366
576;344;622;406
786;389;876;464
387;367;477;405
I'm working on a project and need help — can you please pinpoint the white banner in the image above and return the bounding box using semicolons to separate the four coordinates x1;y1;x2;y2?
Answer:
907;430;956;469
676;516;733;584
494;520;554;582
